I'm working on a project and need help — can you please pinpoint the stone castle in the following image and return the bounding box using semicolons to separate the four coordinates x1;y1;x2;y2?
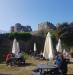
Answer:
38;21;56;31
11;23;32;32
10;21;56;33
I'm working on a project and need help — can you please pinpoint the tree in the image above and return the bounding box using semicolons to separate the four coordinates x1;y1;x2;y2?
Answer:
37;29;57;49
56;22;73;51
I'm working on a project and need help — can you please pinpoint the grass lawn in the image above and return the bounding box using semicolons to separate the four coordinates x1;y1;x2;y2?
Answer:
0;56;47;75
67;64;73;74
0;56;73;75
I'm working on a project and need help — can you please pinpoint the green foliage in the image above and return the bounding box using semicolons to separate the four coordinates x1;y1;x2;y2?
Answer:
0;32;32;41
56;22;73;51
56;22;69;38
37;29;57;50
22;52;29;60
37;29;56;38
37;29;50;38
49;29;57;49
0;54;3;63
0;32;32;62
9;32;32;40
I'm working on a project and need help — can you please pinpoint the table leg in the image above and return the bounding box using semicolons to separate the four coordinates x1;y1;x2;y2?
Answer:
39;69;43;74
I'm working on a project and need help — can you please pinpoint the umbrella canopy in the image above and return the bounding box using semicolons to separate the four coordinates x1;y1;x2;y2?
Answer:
34;43;37;52
43;32;54;60
63;49;66;54
12;38;20;54
17;42;20;54
56;39;62;52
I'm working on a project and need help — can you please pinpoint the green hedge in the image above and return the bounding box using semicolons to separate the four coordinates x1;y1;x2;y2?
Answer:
9;32;32;40
0;32;32;40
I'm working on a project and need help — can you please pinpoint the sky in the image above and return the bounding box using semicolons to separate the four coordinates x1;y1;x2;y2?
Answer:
0;0;73;32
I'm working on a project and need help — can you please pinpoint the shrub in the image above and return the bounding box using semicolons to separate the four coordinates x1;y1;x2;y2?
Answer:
22;52;29;60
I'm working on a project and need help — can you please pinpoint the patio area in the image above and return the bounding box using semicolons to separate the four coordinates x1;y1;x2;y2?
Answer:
0;56;73;75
